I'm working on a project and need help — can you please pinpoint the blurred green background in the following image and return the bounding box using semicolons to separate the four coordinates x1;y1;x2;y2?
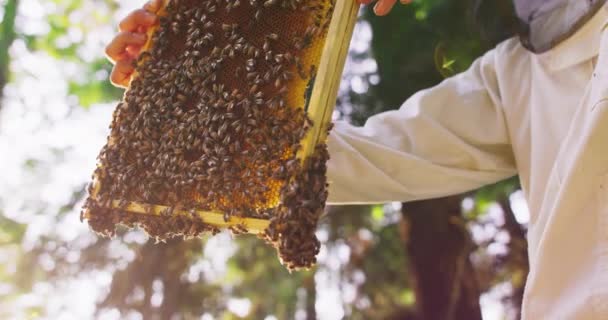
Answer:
0;0;528;319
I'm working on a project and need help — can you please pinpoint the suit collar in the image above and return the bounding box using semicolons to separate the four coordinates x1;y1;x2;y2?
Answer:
537;4;608;72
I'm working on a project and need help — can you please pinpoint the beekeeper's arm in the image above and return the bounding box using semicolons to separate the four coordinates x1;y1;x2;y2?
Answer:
327;48;517;204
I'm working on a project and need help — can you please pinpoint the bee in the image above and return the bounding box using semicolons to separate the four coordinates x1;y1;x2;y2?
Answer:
263;0;277;7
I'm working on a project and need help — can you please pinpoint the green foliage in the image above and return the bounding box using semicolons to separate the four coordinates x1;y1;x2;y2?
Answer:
0;214;26;245
229;237;314;319
0;0;18;98
371;204;384;222
68;59;124;107
466;176;520;219
20;0;124;106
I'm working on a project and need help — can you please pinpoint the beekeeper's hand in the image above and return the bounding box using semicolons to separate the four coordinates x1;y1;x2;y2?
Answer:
105;0;161;88
357;0;411;16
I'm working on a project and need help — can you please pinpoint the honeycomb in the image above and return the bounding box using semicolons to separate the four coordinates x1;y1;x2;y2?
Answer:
82;0;356;269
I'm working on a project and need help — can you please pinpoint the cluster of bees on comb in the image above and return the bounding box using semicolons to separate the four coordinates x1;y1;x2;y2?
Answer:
82;0;335;269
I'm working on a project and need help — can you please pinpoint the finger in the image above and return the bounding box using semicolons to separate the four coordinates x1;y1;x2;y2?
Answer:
143;0;163;13
119;9;157;32
105;31;147;63
110;59;136;88
125;45;143;58
374;0;397;15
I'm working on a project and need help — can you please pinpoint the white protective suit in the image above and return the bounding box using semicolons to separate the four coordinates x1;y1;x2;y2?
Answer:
327;5;608;319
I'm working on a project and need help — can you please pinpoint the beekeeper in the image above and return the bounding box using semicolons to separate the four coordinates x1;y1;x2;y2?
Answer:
105;0;608;318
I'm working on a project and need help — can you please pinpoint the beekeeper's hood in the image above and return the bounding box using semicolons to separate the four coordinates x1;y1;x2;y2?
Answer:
516;0;607;52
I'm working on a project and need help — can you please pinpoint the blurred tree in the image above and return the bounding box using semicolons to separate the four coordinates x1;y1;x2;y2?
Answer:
0;0;18;110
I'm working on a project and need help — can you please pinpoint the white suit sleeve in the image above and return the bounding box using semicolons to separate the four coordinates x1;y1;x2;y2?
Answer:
326;48;517;204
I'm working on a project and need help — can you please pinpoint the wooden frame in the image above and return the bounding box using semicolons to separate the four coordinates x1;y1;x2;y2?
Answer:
86;0;360;234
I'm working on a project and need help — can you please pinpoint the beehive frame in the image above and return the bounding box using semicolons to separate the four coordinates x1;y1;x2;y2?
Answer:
84;0;359;235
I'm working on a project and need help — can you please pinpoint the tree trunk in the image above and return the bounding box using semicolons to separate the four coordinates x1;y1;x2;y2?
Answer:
401;195;482;320
498;197;529;319
304;272;316;320
99;238;203;319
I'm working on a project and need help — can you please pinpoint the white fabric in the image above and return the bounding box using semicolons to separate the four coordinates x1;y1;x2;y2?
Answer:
326;5;608;319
